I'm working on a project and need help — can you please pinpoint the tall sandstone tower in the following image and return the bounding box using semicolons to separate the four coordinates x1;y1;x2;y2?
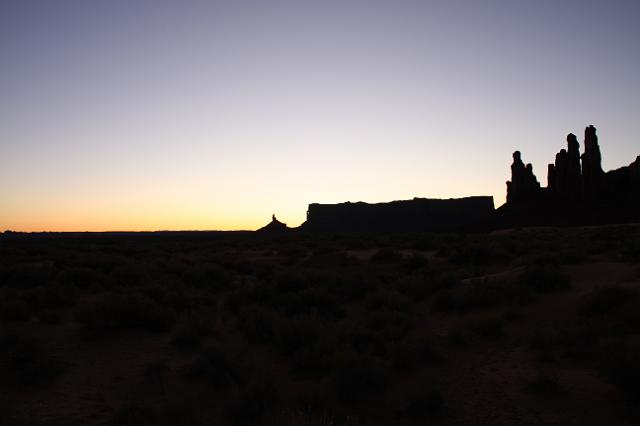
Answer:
507;125;616;205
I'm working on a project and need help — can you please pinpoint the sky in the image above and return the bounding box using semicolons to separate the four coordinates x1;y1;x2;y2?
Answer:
1;0;639;231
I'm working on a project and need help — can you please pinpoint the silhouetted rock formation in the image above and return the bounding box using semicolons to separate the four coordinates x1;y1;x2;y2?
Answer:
548;133;582;200
500;125;640;226
257;214;289;234
301;196;494;233
506;151;540;204
258;125;637;234
581;125;604;199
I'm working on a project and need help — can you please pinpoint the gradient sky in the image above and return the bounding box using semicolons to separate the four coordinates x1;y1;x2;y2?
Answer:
1;0;639;231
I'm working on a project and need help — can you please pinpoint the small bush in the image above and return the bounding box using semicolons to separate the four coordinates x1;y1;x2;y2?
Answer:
578;286;636;316
526;370;560;394
404;387;445;421
274;315;321;356
433;278;530;312
76;293;175;334
402;253;429;271
190;346;240;390
237;306;277;344
171;311;214;348
392;336;441;372
110;399;198;426
39;310;62;324
292;337;338;376
346;328;388;358
447;323;469;346
365;289;409;312
370;249;402;264
225;373;281;426
519;264;570;293
0;334;62;386
472;316;504;339
333;352;389;403
366;309;412;341
1;299;32;322
601;341;640;403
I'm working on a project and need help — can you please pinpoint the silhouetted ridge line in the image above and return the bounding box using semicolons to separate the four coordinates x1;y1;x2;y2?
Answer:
256;214;289;234
255;124;638;233
298;196;494;233
500;125;640;226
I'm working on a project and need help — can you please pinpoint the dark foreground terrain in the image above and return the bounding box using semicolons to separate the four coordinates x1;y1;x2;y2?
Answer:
1;226;640;425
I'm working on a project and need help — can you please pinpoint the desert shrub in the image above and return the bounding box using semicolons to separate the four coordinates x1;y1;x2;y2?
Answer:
299;287;345;319
619;241;640;262
447;323;470;346
303;252;359;269
519;264;570;293
433;278;530;312
39;310;62;324
274;315;321;356
78;252;121;274
242;279;278;306
366;309;413;341
182;263;233;291
364;289;409;312
525;370;560;394
3;263;56;288
396;274;440;301
76;293;175;334
528;329;562;363
607;355;640;404
403;254;428;272
560;248;589;264
0;334;62;386
578;286;637;316
280;244;307;259
472;316;505;339
171;311;215;348
225;372;282;426
190;346;242;390
621;300;640;332
58;266;103;289
292;335;340;376
445;241;511;266
329;273;375;302
1;298;32;322
160;288;195;312
0;401;24;426
345;328;388;358
237;306;277;344
431;288;459;312
404;386;444;421
274;272;305;293
410;236;435;251
144;360;170;389
110;399;198;426
109;262;153;287
274;410;347;426
560;320;600;360
333;352;390;403
25;282;78;310
273;292;309;317
370;249;402;264
392;336;440;372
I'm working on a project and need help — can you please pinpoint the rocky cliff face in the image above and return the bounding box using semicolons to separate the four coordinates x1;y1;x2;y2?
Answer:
256;215;289;234
501;125;640;226
506;151;541;204
506;125;639;205
301;196;495;233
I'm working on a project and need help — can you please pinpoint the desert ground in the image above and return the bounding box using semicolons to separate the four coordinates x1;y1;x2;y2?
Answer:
1;225;640;425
